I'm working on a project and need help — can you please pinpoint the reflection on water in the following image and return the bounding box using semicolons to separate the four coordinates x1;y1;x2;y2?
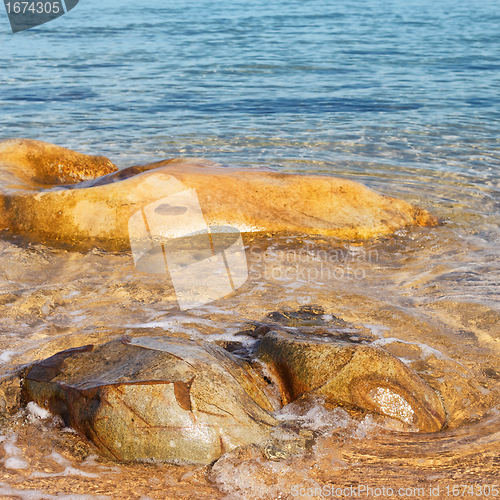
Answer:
1;0;499;169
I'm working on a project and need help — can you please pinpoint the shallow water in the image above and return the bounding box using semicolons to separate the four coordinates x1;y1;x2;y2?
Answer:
1;0;500;498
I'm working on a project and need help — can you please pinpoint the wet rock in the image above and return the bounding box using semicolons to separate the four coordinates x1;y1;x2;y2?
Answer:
0;138;117;187
22;337;277;465
256;330;446;432
0;372;23;418
263;428;315;461
266;305;347;328
0;365;33;418
0;139;439;250
236;307;376;344
19;330;447;465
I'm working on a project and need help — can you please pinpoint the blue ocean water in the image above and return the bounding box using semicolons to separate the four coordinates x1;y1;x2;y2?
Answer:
0;0;498;169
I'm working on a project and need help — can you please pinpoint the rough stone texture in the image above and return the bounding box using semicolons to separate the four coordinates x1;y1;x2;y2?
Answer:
0;139;439;250
263;429;315;461
20;331;448;464
0;371;24;417
256;330;446;432
0;138;117;188
22;337;277;465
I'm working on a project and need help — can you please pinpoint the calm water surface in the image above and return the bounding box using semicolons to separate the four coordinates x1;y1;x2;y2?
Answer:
0;0;499;498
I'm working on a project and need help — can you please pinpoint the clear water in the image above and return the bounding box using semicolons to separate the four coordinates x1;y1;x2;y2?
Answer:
1;0;500;498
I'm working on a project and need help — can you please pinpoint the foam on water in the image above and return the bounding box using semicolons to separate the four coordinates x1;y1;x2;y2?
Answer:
0;484;111;500
30;467;100;479
0;351;16;363
2;433;29;470
274;400;354;433
26;401;52;420
370;335;453;362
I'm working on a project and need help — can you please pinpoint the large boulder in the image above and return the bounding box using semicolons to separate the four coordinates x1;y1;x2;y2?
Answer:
256;330;446;432
21;337;277;465
0;139;438;250
20;332;447;464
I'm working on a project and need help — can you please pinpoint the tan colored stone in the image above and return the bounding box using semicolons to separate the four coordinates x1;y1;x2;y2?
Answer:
0;139;438;250
22;337;277;464
0;138;117;189
19;329;448;465
256;330;446;432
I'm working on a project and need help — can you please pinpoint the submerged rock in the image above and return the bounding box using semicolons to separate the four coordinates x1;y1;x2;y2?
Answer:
0;139;439;250
22;337;277;465
256;330;446;432
263;428;315;461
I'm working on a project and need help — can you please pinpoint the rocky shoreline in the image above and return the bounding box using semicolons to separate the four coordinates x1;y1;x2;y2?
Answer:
0;316;445;466
0;139;439;251
1;139;498;499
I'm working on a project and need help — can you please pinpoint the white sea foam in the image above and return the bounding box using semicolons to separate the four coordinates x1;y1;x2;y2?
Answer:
275;400;353;432
0;350;16;363
27;401;52;420
371;336;447;360
30;467;100;478
47;450;71;466
211;455;323;500
0;484;111;500
80;454;121;472
188;329;250;343
4;456;30;469
189;306;237;316
2;433;29;469
128;315;228;329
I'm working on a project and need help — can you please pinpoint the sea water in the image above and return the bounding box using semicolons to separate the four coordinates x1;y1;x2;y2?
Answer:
0;0;499;498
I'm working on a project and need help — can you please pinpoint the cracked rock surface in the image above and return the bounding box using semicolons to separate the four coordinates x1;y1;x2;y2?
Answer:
257;330;447;433
22;336;278;465
20;330;447;465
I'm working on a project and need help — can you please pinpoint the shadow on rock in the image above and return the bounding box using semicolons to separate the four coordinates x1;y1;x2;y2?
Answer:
19;329;446;465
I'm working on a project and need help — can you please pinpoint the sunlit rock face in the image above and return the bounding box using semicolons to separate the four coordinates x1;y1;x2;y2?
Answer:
21;337;277;465
0;139;438;250
0;138;117;190
20;330;446;465
256;330;446;432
